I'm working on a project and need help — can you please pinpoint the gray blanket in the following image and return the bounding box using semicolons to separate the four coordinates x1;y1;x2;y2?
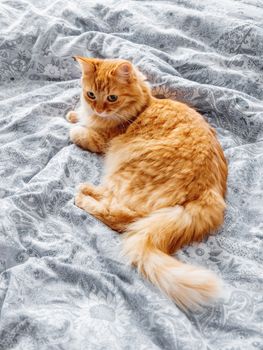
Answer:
0;0;262;349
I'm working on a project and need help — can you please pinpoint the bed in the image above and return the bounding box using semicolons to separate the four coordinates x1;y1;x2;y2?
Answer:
0;0;262;349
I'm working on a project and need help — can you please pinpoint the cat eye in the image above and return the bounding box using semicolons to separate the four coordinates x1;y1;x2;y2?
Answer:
107;95;118;102
87;91;96;99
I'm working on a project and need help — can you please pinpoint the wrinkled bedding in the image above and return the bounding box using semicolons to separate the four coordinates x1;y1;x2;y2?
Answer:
0;0;263;349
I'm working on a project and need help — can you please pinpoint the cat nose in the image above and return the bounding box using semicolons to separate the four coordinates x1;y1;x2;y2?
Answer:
95;107;104;114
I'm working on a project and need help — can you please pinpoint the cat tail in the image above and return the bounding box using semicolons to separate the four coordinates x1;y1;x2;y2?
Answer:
121;189;225;309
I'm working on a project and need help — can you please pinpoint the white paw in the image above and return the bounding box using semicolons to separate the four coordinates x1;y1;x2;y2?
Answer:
66;111;78;123
69;125;85;144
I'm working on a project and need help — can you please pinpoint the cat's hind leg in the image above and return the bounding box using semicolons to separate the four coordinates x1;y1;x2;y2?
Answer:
75;185;138;232
78;183;103;200
75;190;106;218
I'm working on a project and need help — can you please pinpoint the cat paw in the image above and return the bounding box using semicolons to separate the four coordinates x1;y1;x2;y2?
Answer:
69;125;104;153
75;190;98;213
66;111;78;123
77;183;101;199
75;190;85;209
77;183;93;195
70;126;85;145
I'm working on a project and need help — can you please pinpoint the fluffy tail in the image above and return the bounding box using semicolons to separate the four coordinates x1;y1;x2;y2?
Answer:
122;189;225;309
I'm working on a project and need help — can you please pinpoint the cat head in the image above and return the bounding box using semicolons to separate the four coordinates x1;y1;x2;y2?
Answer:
74;56;150;122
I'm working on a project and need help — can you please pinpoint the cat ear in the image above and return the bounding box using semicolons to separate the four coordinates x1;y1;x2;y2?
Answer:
73;56;94;76
114;61;133;82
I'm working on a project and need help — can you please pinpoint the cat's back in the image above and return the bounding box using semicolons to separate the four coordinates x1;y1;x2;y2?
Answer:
126;97;212;141
108;97;221;164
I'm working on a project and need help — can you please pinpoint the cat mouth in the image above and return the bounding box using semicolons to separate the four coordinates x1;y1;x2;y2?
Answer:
94;111;115;119
94;110;125;122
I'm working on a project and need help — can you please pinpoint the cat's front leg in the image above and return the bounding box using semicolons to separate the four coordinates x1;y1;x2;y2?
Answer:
66;110;79;123
70;125;106;153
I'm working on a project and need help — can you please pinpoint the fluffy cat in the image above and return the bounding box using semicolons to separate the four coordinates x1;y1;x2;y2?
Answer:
67;56;228;309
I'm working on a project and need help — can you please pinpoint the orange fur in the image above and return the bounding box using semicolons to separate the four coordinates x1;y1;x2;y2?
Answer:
68;57;228;309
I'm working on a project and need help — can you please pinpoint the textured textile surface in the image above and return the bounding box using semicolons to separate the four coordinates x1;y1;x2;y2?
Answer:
0;0;262;349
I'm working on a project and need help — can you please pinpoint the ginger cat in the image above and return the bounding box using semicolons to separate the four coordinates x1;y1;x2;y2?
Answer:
67;56;228;309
